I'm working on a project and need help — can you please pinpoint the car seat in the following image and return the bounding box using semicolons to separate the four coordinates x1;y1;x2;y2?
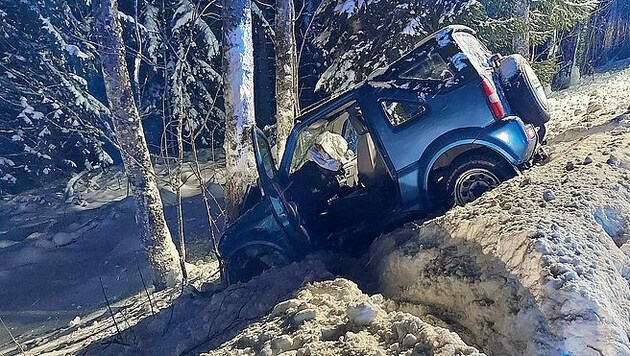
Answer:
349;115;387;189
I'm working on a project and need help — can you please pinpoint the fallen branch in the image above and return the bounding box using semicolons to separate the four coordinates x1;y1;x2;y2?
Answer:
0;315;26;355
137;262;156;318
99;277;122;339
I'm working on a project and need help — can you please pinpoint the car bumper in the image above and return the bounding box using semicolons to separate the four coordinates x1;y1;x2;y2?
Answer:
475;116;538;166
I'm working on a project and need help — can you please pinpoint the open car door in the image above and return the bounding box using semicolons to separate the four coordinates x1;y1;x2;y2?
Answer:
251;127;311;248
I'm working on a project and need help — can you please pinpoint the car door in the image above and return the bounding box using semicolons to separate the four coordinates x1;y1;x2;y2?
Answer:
251;127;311;249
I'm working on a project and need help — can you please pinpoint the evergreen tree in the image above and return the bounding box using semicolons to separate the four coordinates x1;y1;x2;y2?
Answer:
0;0;113;194
304;0;601;95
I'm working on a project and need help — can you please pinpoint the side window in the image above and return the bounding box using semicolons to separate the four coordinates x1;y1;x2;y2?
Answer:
400;52;453;81
381;100;427;126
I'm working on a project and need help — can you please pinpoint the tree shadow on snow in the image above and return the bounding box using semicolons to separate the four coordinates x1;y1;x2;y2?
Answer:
0;182;224;353
75;259;331;356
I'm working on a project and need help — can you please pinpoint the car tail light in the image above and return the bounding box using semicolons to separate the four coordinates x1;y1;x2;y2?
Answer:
481;78;505;120
525;125;537;140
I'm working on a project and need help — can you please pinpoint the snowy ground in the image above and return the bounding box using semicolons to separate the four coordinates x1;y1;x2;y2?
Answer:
0;150;225;354
1;67;629;355
546;66;630;142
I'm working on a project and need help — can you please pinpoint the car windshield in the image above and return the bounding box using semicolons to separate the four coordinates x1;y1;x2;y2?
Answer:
453;32;492;71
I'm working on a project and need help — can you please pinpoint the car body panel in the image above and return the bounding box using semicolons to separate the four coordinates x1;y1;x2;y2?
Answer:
219;199;299;261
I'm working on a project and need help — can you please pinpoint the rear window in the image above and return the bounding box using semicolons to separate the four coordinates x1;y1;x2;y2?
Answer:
400;52;454;82
453;32;492;71
381;100;427;126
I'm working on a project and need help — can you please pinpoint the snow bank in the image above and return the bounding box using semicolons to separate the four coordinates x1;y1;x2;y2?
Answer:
369;125;630;354
204;278;482;356
61;259;332;356
547;66;630;140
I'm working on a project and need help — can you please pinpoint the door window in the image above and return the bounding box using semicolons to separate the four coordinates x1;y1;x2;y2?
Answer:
381;100;428;126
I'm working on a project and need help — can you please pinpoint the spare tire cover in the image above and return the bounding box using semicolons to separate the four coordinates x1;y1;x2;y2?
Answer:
499;54;550;125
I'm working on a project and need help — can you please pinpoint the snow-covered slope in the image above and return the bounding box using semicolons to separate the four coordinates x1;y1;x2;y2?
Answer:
0;152;225;353
546;66;630;141
203;278;482;356
368;69;630;355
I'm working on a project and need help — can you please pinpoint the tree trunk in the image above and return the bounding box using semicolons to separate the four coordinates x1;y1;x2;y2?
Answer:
94;0;183;290
275;0;299;161
512;0;530;58
222;0;258;222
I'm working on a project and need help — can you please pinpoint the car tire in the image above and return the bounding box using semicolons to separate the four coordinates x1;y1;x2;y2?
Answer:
442;154;515;207
227;245;289;283
499;54;550;142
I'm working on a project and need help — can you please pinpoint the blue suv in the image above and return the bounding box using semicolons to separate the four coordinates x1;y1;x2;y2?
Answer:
220;25;548;282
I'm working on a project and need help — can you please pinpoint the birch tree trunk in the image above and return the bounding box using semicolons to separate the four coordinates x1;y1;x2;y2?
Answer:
94;0;183;289
275;0;299;161
512;0;530;58
222;0;258;222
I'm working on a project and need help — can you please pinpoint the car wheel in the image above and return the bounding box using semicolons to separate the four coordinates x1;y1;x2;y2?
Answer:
227;245;289;283
443;154;515;207
499;54;550;142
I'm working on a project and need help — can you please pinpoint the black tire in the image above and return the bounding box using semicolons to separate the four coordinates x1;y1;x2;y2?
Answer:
499;54;550;133
227;245;289;283
441;153;515;207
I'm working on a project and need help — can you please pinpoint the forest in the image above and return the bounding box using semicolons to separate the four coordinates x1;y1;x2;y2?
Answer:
1;0;628;195
1;0;630;355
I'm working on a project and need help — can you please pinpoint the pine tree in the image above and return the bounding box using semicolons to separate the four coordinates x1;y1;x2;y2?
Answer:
304;0;601;95
0;0;113;194
309;0;479;94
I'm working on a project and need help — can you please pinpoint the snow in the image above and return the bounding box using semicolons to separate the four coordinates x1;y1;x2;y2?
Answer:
402;18;422;36
436;28;451;48
499;54;520;80
17;96;44;124
173;3;194;31
40;16;90;59
204;277;482;356
449;53;468;71
0;151;226;353
0;174;16;184
0;157;15;167
367;68;630;355
2;64;630;355
546;67;630;139
334;0;362;18
64;44;90;60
